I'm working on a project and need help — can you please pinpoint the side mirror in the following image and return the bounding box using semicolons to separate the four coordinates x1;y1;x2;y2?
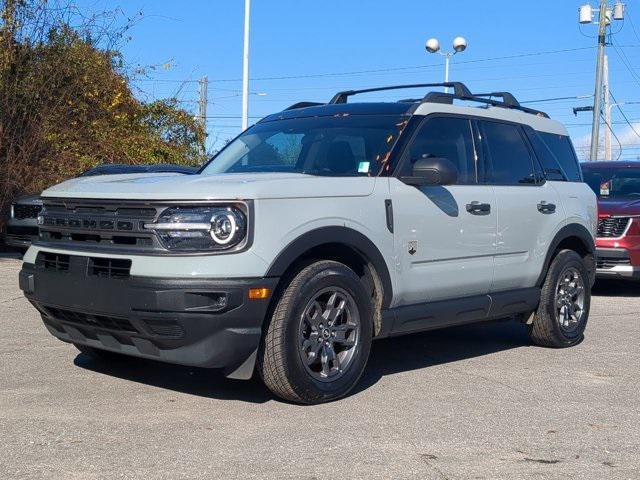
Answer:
402;156;458;186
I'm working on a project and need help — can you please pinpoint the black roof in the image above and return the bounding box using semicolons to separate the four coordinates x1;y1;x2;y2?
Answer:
260;102;414;123
261;82;547;122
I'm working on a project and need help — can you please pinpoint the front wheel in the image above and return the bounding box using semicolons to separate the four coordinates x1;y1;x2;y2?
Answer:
258;260;373;404
529;249;591;348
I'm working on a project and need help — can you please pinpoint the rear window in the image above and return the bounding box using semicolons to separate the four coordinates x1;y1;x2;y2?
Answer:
538;132;582;182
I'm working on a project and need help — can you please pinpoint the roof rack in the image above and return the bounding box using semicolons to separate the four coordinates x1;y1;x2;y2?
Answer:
281;83;548;118
285;101;325;111
419;90;549;118
329;82;473;104
473;92;521;107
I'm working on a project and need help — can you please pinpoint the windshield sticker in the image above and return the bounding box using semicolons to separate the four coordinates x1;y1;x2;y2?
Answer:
600;181;611;196
358;161;370;173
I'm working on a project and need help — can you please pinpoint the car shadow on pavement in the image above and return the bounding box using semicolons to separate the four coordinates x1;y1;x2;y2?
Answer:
74;354;274;404
74;318;531;404
354;319;531;395
592;279;640;297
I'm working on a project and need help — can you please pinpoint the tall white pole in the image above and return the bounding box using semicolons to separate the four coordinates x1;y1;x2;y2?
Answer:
603;55;612;160
241;0;251;131
444;54;450;94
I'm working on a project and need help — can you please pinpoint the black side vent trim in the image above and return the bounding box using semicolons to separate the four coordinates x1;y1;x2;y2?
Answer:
89;257;132;279
36;252;70;272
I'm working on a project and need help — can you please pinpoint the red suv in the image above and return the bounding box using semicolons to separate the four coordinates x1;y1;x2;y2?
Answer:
582;161;640;280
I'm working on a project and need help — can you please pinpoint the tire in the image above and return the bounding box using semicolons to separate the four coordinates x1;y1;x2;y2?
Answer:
73;343;124;361
257;260;374;404
529;249;591;348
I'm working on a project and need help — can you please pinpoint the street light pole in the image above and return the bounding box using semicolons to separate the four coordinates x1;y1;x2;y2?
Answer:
444;53;451;85
241;0;251;132
426;37;467;94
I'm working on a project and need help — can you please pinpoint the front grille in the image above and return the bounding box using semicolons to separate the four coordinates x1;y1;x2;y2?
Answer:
89;257;131;279
596;257;632;269
44;306;137;333
597;217;631;238
36;252;70;272
13;204;42;219
38;200;160;251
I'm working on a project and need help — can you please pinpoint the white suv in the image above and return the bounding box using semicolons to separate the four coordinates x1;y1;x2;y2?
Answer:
19;83;597;404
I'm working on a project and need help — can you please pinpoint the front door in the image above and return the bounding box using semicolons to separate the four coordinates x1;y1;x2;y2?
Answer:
391;115;497;306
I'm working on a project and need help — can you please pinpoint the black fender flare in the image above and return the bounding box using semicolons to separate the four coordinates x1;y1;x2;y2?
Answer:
536;223;595;287
265;226;394;308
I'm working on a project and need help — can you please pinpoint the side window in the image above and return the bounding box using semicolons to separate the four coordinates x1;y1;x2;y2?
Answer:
405;116;476;184
538;132;583;182
524;128;566;181
479;121;537;185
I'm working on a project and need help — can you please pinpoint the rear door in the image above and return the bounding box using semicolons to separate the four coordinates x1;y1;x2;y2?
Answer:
390;115;496;305
477;119;563;291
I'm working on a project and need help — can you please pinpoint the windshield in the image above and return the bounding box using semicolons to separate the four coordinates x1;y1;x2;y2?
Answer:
583;167;640;198
200;115;407;177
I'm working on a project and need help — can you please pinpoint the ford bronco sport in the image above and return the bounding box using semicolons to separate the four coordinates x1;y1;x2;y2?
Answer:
19;82;597;404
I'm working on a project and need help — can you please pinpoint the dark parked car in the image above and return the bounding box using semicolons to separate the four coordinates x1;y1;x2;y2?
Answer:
2;163;196;250
2;194;42;249
80;163;197;176
582;161;640;280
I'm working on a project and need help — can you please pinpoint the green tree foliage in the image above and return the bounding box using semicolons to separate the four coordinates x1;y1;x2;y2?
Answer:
0;0;206;226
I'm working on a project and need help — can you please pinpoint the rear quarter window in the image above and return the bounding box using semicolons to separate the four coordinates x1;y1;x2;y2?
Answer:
537;132;582;182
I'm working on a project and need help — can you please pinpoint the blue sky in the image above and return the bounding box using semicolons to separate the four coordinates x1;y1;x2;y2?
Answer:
78;0;640;158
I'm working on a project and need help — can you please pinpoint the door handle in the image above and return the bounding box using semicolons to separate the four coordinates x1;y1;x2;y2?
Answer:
466;201;491;215
537;201;556;214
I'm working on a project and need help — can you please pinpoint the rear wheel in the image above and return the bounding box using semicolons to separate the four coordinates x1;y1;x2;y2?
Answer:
529;249;591;347
258;260;373;404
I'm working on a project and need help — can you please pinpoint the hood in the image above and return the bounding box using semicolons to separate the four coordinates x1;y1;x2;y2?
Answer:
41;172;377;200
597;197;640;217
14;194;42;206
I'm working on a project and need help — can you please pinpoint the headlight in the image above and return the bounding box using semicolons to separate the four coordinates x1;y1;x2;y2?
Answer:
145;205;248;252
10;204;15;219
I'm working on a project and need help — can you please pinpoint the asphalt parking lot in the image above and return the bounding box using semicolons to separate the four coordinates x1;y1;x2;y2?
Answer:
0;255;638;480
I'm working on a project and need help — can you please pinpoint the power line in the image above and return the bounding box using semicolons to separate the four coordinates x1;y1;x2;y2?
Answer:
521;94;593;104
601;112;623;160
610;90;640;139
135;46;601;87
611;39;640;88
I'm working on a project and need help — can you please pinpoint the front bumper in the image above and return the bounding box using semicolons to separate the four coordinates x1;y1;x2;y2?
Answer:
19;257;278;378
595;247;640;280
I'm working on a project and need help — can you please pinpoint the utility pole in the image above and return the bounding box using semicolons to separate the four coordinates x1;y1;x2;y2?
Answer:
580;1;625;161
603;55;612;160
590;0;608;162
198;76;208;155
198;76;208;127
241;0;251;131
